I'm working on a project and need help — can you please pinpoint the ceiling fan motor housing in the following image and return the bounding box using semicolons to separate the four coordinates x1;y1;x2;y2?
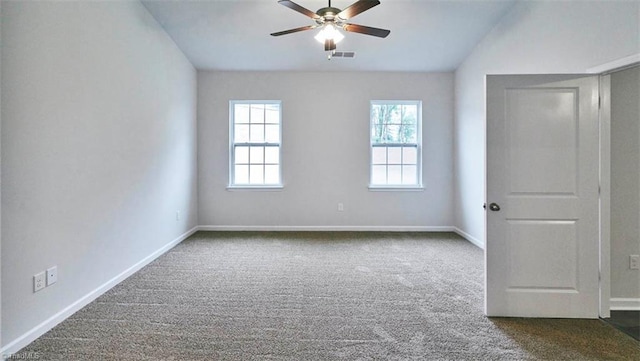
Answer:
316;7;342;21
316;7;344;26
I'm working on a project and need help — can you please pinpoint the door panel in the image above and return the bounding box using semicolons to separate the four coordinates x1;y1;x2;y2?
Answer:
507;88;578;194
486;75;600;318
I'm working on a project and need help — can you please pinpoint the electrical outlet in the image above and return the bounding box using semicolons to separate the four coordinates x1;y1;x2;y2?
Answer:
630;255;640;270
338;203;344;211
34;272;45;292
46;266;58;286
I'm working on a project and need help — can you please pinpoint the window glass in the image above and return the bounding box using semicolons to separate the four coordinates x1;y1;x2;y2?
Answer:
230;101;282;186
370;101;422;187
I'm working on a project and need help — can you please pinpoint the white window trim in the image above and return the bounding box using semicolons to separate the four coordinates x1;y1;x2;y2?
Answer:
228;100;283;189
369;100;423;190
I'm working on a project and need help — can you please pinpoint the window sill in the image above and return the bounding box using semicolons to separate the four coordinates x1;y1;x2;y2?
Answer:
227;185;284;191
368;185;424;191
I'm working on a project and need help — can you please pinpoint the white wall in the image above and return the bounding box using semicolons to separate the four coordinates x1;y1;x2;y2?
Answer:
198;71;454;230
454;0;640;247
1;0;197;351
610;66;640;300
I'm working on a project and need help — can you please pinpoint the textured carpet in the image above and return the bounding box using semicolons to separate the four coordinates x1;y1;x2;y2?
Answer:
17;231;640;360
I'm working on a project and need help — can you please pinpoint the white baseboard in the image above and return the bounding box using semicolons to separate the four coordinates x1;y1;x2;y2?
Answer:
198;226;484;249
197;225;456;232
1;226;199;359
453;227;484;249
610;298;640;311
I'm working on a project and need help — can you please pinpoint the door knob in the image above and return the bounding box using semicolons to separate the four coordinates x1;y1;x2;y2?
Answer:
489;203;501;211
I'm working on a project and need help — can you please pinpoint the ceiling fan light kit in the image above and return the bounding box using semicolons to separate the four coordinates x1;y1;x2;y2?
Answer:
314;23;345;45
271;0;390;53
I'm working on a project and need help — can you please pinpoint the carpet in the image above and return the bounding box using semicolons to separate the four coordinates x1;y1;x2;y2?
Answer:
16;231;640;360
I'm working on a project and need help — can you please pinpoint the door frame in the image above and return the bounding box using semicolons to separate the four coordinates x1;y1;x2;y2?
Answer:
599;74;611;318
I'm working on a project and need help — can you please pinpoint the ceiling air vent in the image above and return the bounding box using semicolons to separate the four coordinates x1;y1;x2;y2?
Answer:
328;51;356;60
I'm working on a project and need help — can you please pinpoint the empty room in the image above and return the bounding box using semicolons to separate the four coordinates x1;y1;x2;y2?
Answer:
1;0;639;360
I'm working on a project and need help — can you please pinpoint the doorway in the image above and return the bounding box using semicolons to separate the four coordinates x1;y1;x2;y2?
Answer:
602;65;640;340
485;62;640;320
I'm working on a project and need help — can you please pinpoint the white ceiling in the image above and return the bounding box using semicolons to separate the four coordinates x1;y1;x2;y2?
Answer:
141;0;517;72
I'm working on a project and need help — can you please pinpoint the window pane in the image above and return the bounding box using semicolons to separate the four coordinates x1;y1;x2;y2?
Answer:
387;124;401;143
401;125;418;144
388;147;402;164
403;165;417;185
371;104;382;121
372;146;387;164
249;165;264;184
264;147;279;164
403;147;417;164
389;105;401;123
234;124;249;142
371;123;385;143
235;146;249;164
265;124;280;143
402;105;417;124
234;165;249;184
250;104;264;123
371;165;386;184
388;165;402;184
231;101;281;186
235;104;250;123
250;124;265;142
370;101;421;186
265;105;280;123
249;146;264;164
264;165;280;184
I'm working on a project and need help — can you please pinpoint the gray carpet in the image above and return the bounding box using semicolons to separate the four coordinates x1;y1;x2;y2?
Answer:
18;231;640;360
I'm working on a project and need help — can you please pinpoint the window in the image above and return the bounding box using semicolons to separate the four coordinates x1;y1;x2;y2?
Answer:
229;101;281;187
370;101;422;188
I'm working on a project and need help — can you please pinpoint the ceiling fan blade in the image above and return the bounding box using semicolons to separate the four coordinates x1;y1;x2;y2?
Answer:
337;0;380;20
277;0;320;19
343;23;390;38
271;25;316;36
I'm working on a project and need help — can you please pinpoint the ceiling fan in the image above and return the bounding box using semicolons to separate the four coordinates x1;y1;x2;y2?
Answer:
270;0;390;52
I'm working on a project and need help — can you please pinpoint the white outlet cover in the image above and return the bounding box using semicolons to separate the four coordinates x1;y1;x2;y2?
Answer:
46;266;58;286
34;272;46;292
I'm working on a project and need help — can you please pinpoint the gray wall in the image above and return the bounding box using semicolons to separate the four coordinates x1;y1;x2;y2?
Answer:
454;0;640;246
1;0;197;349
610;66;640;299
198;71;454;229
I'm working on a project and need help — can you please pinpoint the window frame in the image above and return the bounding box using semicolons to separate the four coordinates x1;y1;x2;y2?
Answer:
228;100;283;189
369;100;423;190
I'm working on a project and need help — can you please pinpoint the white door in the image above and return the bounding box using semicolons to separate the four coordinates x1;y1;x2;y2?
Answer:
486;74;600;318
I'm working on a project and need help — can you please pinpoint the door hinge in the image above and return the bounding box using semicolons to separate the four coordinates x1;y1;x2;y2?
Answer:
598;96;602;109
